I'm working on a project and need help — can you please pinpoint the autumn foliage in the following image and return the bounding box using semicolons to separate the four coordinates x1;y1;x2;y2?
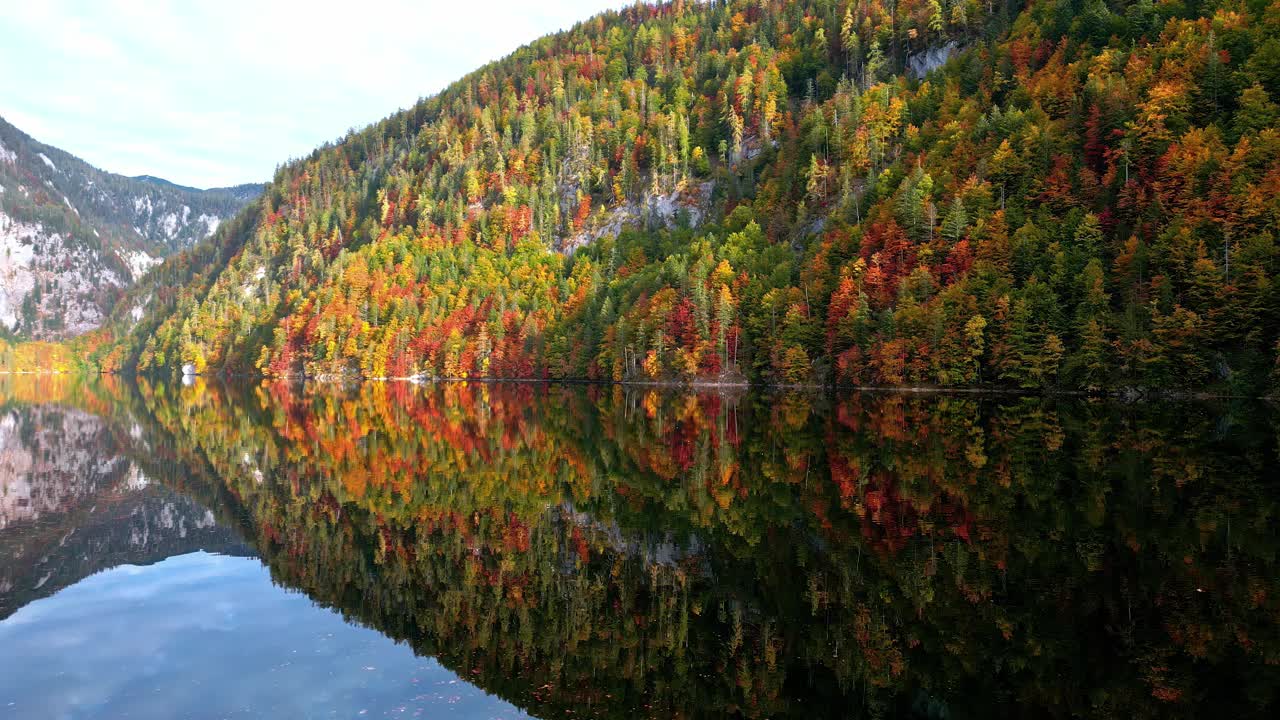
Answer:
93;0;1280;395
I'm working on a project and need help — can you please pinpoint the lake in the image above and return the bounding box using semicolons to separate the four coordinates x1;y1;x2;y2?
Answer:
1;374;1277;718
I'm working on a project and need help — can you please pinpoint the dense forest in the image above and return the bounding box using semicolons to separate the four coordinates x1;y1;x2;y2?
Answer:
69;376;1273;717
93;0;1280;394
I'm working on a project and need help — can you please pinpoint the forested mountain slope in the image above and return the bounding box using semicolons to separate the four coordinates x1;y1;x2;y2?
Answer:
0;116;262;339
98;0;1280;394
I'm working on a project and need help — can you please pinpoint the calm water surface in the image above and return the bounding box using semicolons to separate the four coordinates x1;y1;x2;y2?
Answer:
0;374;1277;718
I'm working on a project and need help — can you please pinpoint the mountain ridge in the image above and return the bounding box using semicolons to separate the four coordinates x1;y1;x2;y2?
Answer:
131;174;265;201
0;115;263;339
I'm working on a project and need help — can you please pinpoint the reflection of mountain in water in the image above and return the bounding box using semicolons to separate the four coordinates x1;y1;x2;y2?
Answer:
3;376;1278;719
0;402;250;619
132;381;1280;719
0;403;124;529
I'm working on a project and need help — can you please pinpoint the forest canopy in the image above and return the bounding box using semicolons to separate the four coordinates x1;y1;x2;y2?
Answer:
91;0;1280;395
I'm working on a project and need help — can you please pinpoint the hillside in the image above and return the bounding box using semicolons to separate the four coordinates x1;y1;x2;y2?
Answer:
98;0;1280;394
0;116;263;339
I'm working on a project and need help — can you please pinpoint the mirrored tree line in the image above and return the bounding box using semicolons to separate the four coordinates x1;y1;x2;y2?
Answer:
60;377;1275;719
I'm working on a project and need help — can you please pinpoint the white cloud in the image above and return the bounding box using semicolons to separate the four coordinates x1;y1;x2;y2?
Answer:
0;0;630;187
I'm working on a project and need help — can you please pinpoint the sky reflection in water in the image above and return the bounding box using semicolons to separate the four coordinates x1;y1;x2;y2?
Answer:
0;552;528;719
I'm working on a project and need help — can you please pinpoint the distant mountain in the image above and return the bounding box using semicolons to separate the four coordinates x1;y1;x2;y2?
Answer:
0;116;263;339
132;174;266;203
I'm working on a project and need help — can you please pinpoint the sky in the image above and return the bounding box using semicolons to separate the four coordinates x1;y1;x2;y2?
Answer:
0;0;629;189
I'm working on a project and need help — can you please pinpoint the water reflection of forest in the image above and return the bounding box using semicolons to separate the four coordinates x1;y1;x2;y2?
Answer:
14;375;1280;718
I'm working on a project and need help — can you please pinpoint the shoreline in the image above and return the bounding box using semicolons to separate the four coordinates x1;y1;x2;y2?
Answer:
0;370;70;375
3;365;1267;402
130;368;1276;402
